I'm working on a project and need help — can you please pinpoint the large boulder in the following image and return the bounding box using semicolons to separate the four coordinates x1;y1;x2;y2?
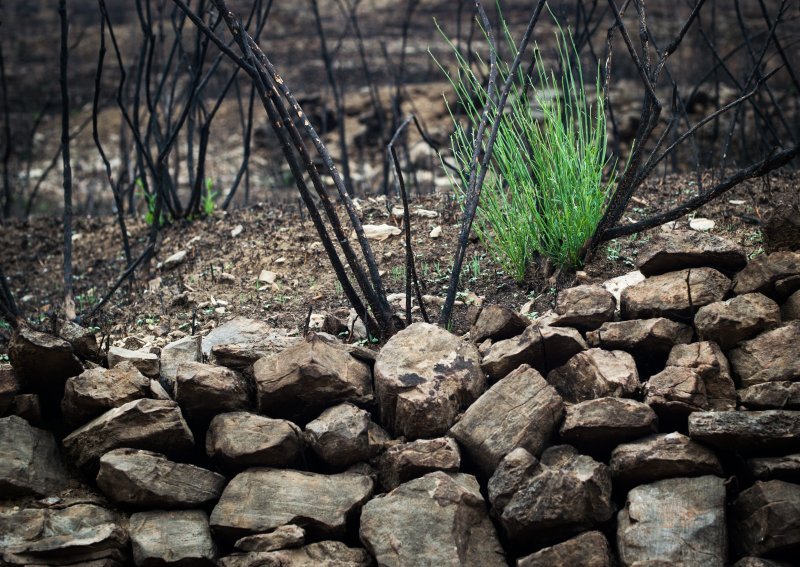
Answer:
449;364;564;476
375;437;461;491
219;541;371;567
636;230;747;276
552;284;616;332
202;316;299;368
517;531;614;567
9;325;83;403
210;468;373;541
728;322;800;387
559;398;657;450
732;480;800;557
206;411;304;471
175;361;250;421
61;361;149;427
374;322;485;438
734;251;800;299
253;334;372;421
695;293;781;351
617;475;727;566
359;472;506;567
546;348;639;403
304;403;388;468
688;410;800;453
129;510;217;566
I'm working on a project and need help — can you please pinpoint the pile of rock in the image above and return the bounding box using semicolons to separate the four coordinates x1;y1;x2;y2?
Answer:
1;231;799;566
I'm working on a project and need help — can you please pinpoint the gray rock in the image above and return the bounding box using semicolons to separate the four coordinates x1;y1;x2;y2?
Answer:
738;381;800;409
732;480;800;557
695;293;781;351
63;398;195;470
9;325;83;402
206;411;304;471
219;541;371;567
688;410;800;453
728;322;800;387
0;415;73;497
617;475;727;566
202;317;299;369
747;454;800;482
450;364;564;476
162;249;189;269
304;403;388;468
254;334;372;421
645;366;708;416
376;437;461;491
552;285;616;332
487;448;539;515
621;267;731;321
781;289;800;320
8;393;43;426
559;398;657;449
129;510;216;566
59;320;100;359
97;448;226;508
517;531;614;567
61;361;149;426
210;468;373;541
666;341;737;411
734;251;800;299
610;432;722;485
471;304;529;343
586;318;693;370
546;348;639;403
175;361;250;421
733;558;793;567
482;324;588;381
636;230;747;276
160;335;202;392
107;345;160;378
375;322;485;439
234;525;306;552
0;365;20;414
359;472;506;567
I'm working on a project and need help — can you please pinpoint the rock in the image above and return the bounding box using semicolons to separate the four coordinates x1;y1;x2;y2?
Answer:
645;366;708;416
481;324;587;381
732;480;800;557
487;448;539;514
666;341;737;411
449;364;564;476
162;249;188;269
688;410;800;453
206;411;304;471
149;379;172;400
552;285;616;331
97;448;226;508
429;225;442;238
359;472;506;567
360;223;401;241
0;415;72;497
738;382;800;409
688;217;715;231
234;525;306;552
600;270;645;306
0;365;21;414
202;317;299;368
636;230;747;276
734;251;800;299
59;320;99;359
733;558;793;567
546;348;639;403
8;393;43;426
516;531;613;567
559;398;657;450
160;335;202;392
782;289;800;320
61;361;149;427
258;269;277;284
0;502;128;565
728;322;800;387
470;304;529;343
254;334;372;421
304;403;388;468
211;468;373;541
219;541;372;567
610;432;722;485
107;345;160;378
63;399;195;470
617;475;727;566
9;325;83;402
695;293;781;350
376;437;461;491
175;361;250;421
129;510;216;566
374;322;485;438
493;445;613;545
620;267;731;321
747;454;800;482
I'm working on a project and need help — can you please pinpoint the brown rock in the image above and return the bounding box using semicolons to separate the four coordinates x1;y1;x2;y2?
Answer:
471;304;529;343
732;480;800;557
206;411;303;471
129;510;217;566
449;364;564;476
517;531;613;567
782;289;800;320
728;322;800;386
688;410;800;453
160;335;202;392
695;293;781;350
202;317;299;368
107;345;160;378
747;454;800;482
738;381;800;409
304;403;389;468
61;361;149;427
219;541;371;567
234;525;306;552
621;267;731;321
637;230;747;276
374;322;485;439
376;437;461;491
0;365;21;414
734;251;800;299
8;393;43;426
59;320;100;360
552;285;616;331
546;348;639;403
559;397;657;449
763;206;800;253
175;361;250;421
645;366;708;416
666;341;736;411
9;325;83;402
487;448;538;515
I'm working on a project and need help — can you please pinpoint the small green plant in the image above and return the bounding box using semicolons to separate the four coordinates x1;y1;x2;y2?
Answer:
137;178;168;227
202;177;218;216
436;7;616;281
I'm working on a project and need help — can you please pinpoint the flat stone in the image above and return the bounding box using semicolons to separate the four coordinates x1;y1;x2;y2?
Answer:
234;525;306;552
734;251;800;299
688;410;800;453
546;348;639;403
9;325;83;403
695;293;781;350
219;541;371;567
728;322;800;387
637;230;747;276
162;249;188;269
559;398;657;449
666;341;737;411
304;403;388;468
254;334;372;421
206;412;304;471
610;432;722;485
617;475;727;566
747;454;800;482
645;366;708;416
61;361;149;427
359;472;506;567
107;346;160;378
160;335;202;392
782;289;800;320
449;364;564;476
0;415;73;497
175;361;250;421
63;399;195;470
202;317;299;369
375;322;485;439
732;480;800;557
552;285;616;331
129;510;216;566
376;437;461;491
738;382;800;409
210;468;373;541
471;304;529;343
621;267;731;321
517;531;613;567
482;324;587;381
97;448;226;508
